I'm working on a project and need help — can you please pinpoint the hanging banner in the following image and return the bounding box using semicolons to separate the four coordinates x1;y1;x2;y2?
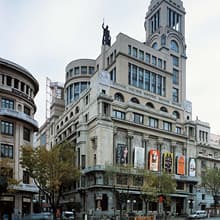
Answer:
134;147;145;168
163;152;173;173
189;158;196;177
176;155;185;175
149;149;160;171
116;144;128;165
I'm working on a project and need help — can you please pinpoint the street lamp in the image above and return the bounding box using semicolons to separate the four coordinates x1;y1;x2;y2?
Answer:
188;199;195;214
127;199;136;212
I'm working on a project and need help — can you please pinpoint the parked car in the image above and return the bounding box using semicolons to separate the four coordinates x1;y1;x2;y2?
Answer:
22;212;53;220
188;210;207;219
61;211;75;220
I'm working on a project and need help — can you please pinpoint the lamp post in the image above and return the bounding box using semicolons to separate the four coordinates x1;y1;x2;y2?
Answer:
127;199;136;213
188;199;194;214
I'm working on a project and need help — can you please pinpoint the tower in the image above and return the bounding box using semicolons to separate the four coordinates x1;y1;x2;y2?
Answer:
144;0;187;106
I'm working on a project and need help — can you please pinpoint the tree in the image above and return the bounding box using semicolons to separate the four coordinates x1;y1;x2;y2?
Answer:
0;158;19;194
20;142;80;216
201;168;220;216
142;171;176;219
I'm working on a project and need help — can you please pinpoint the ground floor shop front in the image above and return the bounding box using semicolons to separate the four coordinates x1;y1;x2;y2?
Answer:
0;193;34;220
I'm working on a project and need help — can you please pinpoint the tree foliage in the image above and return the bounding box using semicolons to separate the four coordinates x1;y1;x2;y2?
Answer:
201;168;220;214
20;142;80;213
0;159;19;195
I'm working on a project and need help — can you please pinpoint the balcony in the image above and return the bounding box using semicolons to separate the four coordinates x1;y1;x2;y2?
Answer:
174;174;199;183
12;183;39;193
0;108;38;131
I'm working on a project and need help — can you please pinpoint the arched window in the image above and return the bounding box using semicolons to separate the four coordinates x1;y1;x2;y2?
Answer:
65;116;68;122
146;102;155;109
114;93;124;102
152;42;158;50
160;106;168;113
173;111;180;119
75;106;79;114
70;112;74;118
60;121;63;127
170;40;179;53
131;97;140;104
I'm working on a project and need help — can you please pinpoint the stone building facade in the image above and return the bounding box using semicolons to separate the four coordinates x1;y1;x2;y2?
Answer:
36;0;220;218
0;58;39;219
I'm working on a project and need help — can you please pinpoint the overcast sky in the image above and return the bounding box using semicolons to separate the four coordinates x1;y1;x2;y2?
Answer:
1;0;220;134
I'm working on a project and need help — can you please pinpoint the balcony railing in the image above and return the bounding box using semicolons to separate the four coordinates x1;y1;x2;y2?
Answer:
0;108;38;130
12;183;39;193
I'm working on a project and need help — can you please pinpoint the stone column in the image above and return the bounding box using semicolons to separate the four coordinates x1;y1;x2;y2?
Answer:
171;141;176;173
143;135;149;169
127;131;133;165
157;138;163;172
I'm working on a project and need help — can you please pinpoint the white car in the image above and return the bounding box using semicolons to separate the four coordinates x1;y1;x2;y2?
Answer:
188;210;207;219
61;211;75;220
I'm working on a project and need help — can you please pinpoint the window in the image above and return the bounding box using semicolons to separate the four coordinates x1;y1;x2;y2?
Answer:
158;58;162;68
6;76;12;86
168;8;181;32
114;93;124;102
146;102;154;109
172;88;179;103
75;106;79;114
150;72;156;93
173;69;179;85
103;103;110;116
148;117;158;128
160;106;168;113
89;66;95;74
113;110;125;120
145;53;150;64
176;126;181;134
173;111;180;119
24;106;31;115
21;82;25;92
74;67;80;75
128;45;132;55
131;97;140;104
81;82;88;92
23;171;30;184
74;82;80;100
152;42;158;50
176;181;184;190
14;79;19;89
69;68;73;76
139;50;144;61
128;63;166;96
171;40;179;53
1;121;14;136
133;113;143;124
81;66;87;74
110;67;116;82
0;143;13;159
163;121;172;131
23;127;31;141
116;174;128;185
1;98;14;109
150;10;160;34
132;47;137;58
81;155;86;169
26;85;29;95
172;55;179;67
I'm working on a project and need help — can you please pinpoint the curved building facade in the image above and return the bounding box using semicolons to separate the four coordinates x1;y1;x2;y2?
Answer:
0;58;39;219
64;59;95;107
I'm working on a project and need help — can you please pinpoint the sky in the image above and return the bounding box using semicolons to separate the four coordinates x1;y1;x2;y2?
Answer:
0;0;220;134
